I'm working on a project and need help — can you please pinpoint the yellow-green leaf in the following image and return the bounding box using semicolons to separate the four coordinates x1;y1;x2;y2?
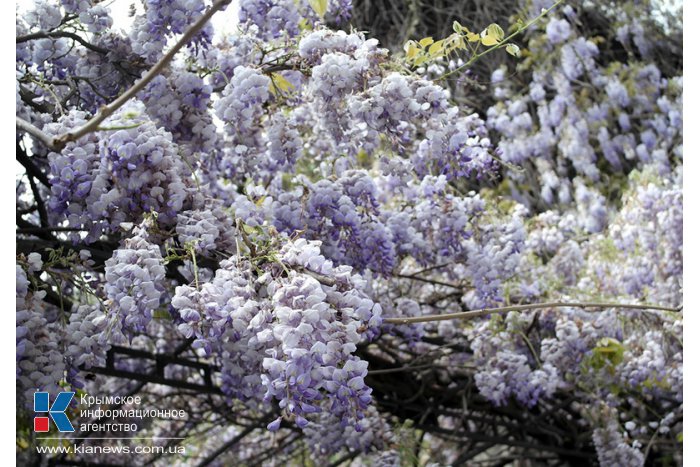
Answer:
428;40;444;57
299;17;312;31
414;55;428;66
357;149;371;167
466;32;481;42
598;337;621;347
444;33;465;51
452;20;471;34
404;40;419;60
487;23;505;41
153;309;172;320
269;72;295;96
480;33;499;47
308;0;328;17
505;43;521;57
419;37;434;47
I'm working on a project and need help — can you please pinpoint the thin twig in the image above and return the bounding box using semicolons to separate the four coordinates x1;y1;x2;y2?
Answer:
383;301;682;324
304;268;336;287
395;273;461;289
16;30;110;54
367;363;473;375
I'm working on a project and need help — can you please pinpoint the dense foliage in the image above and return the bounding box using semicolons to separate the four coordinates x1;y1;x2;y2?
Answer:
16;0;682;465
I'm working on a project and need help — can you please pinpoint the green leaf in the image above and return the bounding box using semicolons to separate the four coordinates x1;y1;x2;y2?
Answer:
153;309;173;320
281;173;294;191
590;337;625;369
505;43;521;57
308;0;328;17
241;223;266;239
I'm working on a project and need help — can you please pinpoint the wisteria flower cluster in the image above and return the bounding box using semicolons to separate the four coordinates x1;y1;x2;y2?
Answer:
15;0;682;465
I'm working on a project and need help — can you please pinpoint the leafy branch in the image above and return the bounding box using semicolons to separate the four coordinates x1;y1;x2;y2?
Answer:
419;0;566;81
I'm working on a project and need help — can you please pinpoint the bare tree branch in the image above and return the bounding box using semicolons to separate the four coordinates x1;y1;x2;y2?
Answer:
16;116;60;151
16;141;50;186
16;226;86;234
383;301;682;324
26;175;49;228
395;273;461;289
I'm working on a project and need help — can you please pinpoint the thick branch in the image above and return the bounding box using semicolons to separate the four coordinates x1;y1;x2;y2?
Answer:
16;116;59;151
383;301;682;324
16;142;50;187
16;226;86;234
303;268;336;287
16;216;54;241
26;175;49;228
19;84;55;114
